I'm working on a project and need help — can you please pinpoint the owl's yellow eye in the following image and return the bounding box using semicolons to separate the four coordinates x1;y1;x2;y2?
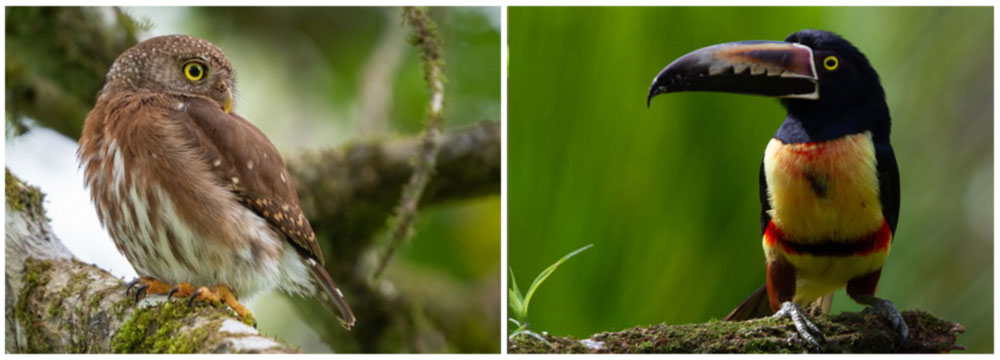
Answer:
823;56;839;71
183;62;206;81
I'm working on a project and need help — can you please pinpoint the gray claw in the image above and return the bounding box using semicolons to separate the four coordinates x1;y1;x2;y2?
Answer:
857;295;908;344
872;298;908;343
773;301;825;350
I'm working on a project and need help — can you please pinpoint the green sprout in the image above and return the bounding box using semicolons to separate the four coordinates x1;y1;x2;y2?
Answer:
509;244;593;345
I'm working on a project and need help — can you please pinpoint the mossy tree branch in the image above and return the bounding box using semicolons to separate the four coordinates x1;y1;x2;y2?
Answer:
5;169;296;353
508;311;965;354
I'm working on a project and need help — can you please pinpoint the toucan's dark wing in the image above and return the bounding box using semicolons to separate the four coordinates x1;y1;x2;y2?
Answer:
722;161;777;322
759;161;771;235
875;141;900;235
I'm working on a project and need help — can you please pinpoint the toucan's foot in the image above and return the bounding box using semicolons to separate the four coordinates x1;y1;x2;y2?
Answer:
773;301;824;350
857;296;908;343
124;276;172;303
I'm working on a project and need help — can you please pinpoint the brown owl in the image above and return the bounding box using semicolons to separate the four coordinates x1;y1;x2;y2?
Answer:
77;34;355;329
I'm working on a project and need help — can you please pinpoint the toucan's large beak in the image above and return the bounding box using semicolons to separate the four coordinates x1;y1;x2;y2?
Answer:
647;41;818;107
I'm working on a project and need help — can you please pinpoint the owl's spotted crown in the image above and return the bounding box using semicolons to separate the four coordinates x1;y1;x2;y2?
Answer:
104;35;234;93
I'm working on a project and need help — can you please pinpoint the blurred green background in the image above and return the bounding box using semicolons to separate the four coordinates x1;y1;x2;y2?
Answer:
508;7;992;353
6;6;499;353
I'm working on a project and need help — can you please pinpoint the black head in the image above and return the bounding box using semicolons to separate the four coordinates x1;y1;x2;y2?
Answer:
780;30;890;141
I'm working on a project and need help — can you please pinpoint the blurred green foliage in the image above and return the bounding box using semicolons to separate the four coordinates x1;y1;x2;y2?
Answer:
509;7;991;353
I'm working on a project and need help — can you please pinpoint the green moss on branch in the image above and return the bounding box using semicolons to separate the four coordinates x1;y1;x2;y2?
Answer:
509;310;964;354
5;168;46;218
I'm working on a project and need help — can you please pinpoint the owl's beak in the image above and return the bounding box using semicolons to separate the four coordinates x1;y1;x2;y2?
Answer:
222;88;233;114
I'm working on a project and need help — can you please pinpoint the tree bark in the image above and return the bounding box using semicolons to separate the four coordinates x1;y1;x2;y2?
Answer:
508;311;966;354
5;169;296;353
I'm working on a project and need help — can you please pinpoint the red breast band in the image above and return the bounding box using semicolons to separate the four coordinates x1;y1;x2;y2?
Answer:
765;220;891;257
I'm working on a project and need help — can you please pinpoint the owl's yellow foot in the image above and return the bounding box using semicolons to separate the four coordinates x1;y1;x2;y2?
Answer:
125;276;173;302
126;279;255;327
165;282;199;299
186;284;256;327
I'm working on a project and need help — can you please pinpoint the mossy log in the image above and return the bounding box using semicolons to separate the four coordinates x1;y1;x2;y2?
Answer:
508;310;965;354
5;170;296;353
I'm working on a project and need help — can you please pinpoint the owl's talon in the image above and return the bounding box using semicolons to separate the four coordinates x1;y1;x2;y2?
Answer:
126;276;172;302
166;283;198;301
133;284;150;303
125;278;141;297
166;287;179;300
187;288;204;307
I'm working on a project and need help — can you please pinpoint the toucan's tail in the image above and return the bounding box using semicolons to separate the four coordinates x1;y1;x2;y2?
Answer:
723;285;774;321
308;260;357;330
723;284;834;321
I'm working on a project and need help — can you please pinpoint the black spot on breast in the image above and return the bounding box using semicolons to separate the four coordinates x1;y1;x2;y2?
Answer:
805;171;828;198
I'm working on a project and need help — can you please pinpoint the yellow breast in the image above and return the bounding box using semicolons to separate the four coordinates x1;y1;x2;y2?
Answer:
762;131;883;243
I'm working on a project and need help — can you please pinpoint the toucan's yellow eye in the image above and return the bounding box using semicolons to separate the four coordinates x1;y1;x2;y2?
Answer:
183;62;206;81
823;56;839;71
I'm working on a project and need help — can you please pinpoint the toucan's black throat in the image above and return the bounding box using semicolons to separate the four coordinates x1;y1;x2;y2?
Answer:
775;95;891;144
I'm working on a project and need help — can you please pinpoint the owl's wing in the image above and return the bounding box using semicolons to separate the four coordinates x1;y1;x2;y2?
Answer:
181;97;325;265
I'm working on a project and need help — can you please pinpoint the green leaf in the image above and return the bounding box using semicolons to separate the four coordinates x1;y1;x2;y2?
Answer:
521;244;593;320
509;266;523;301
508;267;525;320
508;288;525;321
508;317;522;327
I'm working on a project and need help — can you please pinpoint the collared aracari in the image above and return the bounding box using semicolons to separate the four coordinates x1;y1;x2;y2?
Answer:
646;29;906;348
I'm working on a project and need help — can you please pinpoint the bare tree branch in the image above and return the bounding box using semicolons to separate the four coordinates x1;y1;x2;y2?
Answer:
5;169;296;353
508;311;965;354
373;6;448;279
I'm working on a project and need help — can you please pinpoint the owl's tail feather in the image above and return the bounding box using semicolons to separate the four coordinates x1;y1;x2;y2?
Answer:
308;260;357;330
